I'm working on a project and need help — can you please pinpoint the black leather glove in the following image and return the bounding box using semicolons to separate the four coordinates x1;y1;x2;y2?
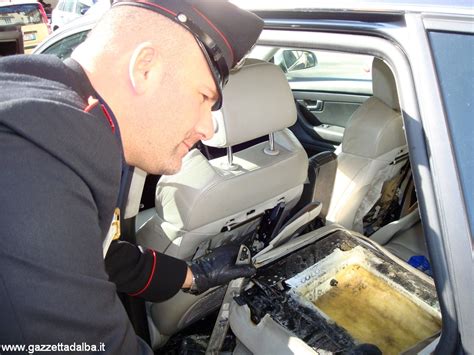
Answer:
188;244;256;294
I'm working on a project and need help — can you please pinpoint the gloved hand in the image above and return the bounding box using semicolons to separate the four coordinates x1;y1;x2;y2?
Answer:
187;244;256;294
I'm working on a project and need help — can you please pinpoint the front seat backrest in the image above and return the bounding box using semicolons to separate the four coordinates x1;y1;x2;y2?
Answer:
326;58;407;231
137;59;308;260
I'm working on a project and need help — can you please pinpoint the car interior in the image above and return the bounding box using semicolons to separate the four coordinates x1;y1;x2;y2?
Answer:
120;53;438;353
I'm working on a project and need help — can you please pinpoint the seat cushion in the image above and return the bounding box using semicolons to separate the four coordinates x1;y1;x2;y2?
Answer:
384;221;429;261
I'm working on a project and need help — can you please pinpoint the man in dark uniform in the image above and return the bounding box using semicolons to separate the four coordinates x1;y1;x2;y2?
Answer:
0;1;263;353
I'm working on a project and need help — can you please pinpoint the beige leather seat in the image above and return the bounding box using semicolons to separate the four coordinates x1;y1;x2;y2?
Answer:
385;221;428;261
325;58;408;232
136;59;308;261
370;208;429;261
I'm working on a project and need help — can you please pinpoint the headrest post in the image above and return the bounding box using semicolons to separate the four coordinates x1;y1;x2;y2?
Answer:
225;147;239;170
264;132;280;156
269;133;275;151
227;147;233;166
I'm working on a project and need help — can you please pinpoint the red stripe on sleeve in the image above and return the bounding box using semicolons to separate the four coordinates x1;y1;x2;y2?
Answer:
128;250;157;297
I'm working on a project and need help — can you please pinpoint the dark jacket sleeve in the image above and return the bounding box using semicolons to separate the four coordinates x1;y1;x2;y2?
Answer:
0;119;153;354
105;240;188;302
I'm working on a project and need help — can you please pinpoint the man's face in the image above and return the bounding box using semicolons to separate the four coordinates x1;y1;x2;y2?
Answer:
132;38;218;175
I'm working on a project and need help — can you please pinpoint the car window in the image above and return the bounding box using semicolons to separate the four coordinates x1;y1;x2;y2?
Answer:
63;0;75;13
249;46;374;94
57;0;65;11
0;4;42;26
429;30;474;237
75;1;89;15
41;30;89;59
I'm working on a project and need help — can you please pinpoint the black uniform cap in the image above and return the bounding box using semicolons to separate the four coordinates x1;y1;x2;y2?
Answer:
111;0;264;110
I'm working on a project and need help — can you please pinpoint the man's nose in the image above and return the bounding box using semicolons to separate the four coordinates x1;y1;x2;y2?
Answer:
195;110;215;141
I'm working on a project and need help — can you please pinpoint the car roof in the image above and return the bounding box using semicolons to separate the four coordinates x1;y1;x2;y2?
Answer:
231;0;474;16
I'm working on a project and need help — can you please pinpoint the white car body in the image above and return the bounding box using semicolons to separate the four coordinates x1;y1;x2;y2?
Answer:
50;0;95;30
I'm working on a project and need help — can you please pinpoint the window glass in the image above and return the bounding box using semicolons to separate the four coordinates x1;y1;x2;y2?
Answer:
249;46;373;94
429;30;474;237
0;4;42;26
41;30;89;60
63;0;75;13
75;1;89;15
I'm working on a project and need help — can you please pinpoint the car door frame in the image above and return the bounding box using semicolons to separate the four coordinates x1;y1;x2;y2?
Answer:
405;12;474;353
256;14;471;352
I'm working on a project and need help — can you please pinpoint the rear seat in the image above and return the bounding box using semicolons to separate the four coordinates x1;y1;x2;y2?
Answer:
384;221;429;261
370;208;429;263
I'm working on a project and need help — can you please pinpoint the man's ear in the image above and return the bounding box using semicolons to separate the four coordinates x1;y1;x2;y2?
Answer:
128;42;162;95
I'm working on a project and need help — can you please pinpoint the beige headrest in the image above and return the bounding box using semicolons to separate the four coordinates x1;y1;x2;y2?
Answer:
372;58;400;111
341;97;405;159
204;59;297;148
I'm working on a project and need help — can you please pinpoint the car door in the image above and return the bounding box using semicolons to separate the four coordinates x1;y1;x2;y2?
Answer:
39;29;89;59
250;46;373;157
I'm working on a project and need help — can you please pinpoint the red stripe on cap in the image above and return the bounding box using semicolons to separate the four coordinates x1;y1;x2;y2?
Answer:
129;249;157;297
192;5;234;63
134;0;177;16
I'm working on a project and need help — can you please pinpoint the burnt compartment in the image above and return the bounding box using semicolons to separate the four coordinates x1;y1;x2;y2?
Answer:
239;229;440;354
254;230;360;288
239;230;359;352
239;283;355;352
307;264;440;354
